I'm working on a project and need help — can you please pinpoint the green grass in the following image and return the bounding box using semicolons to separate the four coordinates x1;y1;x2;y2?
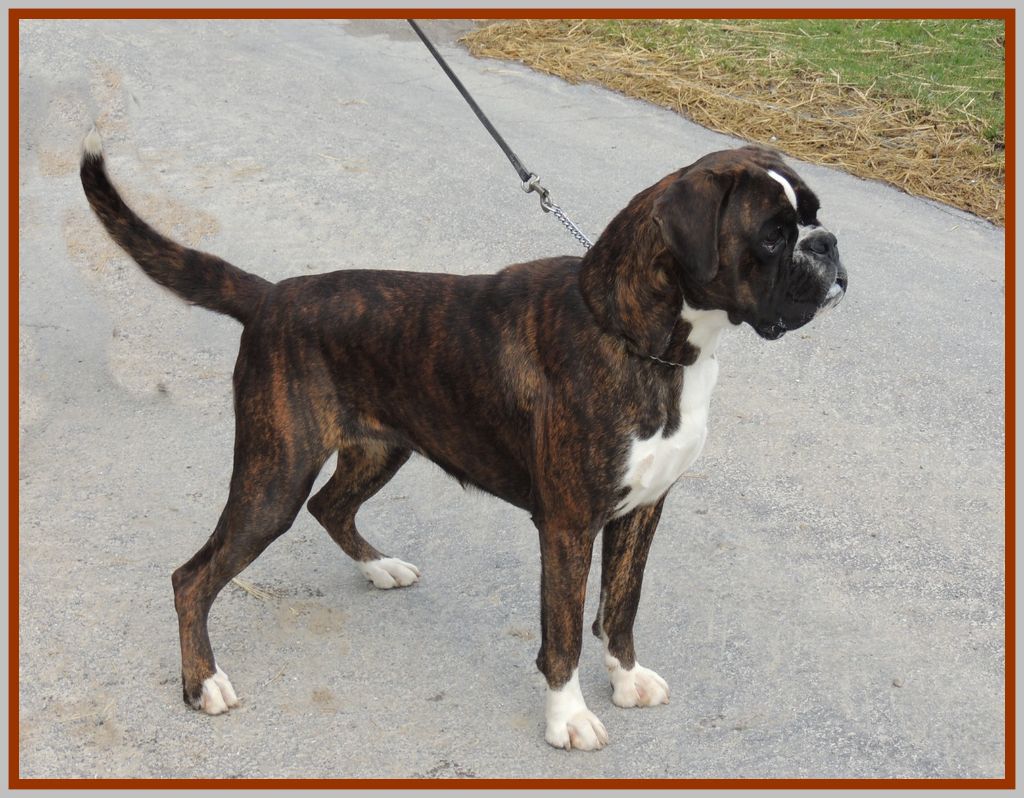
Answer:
591;18;1006;143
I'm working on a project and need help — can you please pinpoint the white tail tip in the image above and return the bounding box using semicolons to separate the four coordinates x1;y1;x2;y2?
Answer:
83;126;103;157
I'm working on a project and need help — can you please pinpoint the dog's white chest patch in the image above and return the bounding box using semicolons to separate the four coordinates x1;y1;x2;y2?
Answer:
613;307;732;518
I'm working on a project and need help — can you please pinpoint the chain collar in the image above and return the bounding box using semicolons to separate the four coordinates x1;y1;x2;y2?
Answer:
644;352;685;368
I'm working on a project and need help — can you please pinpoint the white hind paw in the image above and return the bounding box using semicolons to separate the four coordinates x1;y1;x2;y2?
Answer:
610;664;670;708
359;557;420;589
200;665;239;715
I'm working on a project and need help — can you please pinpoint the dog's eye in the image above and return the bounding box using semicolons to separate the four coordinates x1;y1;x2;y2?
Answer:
763;227;784;253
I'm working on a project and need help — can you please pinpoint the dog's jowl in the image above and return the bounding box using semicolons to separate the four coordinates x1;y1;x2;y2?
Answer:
81;128;846;750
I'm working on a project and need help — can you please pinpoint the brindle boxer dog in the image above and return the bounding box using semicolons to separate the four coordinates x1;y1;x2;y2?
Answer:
80;128;846;751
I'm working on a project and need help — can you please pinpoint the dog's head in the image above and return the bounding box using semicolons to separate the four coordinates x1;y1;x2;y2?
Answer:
653;146;847;340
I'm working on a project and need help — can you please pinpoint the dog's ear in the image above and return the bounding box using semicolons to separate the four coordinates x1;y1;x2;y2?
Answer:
653;169;733;284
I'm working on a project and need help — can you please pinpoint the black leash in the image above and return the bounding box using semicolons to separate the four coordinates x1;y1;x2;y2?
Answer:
406;22;683;370
407;19;593;250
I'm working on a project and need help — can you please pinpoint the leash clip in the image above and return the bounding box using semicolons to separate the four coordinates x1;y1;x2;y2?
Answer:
522;174;553;213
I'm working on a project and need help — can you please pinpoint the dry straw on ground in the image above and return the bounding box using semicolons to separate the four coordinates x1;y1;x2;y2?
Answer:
463;20;1004;225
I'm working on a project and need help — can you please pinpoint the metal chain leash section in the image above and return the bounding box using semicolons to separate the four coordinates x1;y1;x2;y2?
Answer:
521;175;593;249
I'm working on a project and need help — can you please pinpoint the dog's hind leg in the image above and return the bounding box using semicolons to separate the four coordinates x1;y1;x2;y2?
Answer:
307;441;418;589
171;429;329;715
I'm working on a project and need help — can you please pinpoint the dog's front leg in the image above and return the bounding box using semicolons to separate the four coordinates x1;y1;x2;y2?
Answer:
593;499;671;708
534;516;608;751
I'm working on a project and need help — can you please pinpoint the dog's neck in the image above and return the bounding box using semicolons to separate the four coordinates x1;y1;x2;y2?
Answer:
579;191;695;366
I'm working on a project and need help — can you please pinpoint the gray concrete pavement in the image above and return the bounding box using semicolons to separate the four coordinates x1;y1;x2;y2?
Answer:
18;18;1005;779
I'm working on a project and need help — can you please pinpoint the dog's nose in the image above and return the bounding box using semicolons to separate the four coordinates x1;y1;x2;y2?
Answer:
801;230;838;258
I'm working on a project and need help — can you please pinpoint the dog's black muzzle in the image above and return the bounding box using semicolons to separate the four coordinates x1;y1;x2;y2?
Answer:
754;229;847;340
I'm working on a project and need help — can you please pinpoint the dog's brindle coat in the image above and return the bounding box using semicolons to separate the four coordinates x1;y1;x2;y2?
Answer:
80;131;845;750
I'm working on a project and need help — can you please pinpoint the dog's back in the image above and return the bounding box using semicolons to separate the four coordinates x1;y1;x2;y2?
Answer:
237;259;593;509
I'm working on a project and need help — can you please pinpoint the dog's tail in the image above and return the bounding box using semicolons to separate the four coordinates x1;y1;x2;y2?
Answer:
79;128;271;324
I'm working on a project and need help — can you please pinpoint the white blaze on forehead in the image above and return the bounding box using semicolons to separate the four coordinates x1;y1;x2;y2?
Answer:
766;169;798;211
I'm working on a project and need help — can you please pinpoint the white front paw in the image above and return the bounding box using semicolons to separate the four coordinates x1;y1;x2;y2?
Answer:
609;663;670;708
545;709;609;751
544;669;609;751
